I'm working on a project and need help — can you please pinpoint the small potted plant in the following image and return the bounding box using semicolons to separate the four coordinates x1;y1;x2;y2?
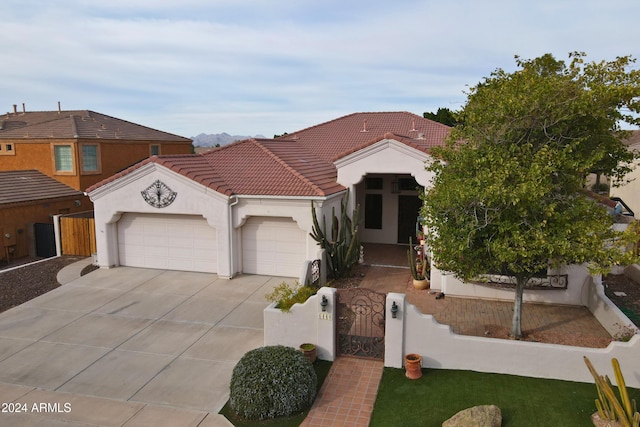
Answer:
408;236;430;290
299;343;317;364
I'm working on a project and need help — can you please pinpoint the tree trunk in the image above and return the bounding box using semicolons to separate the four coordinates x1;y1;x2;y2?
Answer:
511;277;527;338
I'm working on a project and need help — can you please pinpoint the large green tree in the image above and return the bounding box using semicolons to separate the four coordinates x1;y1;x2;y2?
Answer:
422;53;640;338
424;107;460;127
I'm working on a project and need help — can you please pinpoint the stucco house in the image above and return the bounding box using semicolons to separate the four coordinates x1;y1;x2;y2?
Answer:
87;112;450;279
0;105;193;193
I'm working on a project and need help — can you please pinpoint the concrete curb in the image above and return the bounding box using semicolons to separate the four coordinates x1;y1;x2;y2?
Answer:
56;257;93;285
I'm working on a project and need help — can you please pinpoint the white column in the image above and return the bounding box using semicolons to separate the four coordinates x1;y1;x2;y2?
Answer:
316;287;336;361
52;215;62;257
385;292;406;368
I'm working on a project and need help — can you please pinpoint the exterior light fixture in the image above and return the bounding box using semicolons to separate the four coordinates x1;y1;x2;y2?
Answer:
391;176;400;194
320;295;328;312
391;301;398;318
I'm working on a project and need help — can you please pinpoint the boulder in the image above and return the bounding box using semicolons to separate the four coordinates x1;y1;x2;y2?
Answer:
442;405;502;427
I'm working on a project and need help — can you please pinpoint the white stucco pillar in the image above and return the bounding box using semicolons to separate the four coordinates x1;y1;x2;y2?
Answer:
316;287;336;361
385;292;406;368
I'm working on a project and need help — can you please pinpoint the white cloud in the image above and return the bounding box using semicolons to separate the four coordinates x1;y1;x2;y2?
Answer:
1;0;639;136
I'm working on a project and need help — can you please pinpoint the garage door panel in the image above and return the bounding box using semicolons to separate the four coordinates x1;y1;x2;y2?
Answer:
118;213;217;273
242;217;306;277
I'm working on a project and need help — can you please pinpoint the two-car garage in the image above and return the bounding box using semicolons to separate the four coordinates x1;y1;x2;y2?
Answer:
116;213;306;277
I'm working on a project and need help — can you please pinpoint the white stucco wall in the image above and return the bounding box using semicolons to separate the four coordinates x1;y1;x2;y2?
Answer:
434;264;592;306
89;163;230;274
334;139;435;188
89;163;349;279
231;193;345;277
264;286;640;387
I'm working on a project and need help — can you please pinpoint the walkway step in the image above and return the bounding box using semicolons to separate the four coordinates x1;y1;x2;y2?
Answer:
302;357;383;427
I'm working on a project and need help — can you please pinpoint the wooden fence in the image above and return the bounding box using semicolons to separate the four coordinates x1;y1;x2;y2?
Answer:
60;216;96;256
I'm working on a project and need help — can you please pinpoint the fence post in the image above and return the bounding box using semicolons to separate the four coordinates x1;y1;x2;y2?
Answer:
316;287;336;361
52;215;62;257
385;293;406;368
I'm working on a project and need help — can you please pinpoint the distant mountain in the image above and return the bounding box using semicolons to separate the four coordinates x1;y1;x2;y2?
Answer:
190;133;265;147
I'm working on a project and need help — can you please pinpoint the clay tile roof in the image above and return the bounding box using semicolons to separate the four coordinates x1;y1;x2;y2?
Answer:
85;154;234;196
88;111;451;198
0;110;191;142
280;111;450;161
201;139;343;196
0;170;83;205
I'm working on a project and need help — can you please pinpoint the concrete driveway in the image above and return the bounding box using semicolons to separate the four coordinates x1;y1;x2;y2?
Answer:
0;262;293;426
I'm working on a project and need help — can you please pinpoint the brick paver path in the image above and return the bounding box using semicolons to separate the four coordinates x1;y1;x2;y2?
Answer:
301;358;383;427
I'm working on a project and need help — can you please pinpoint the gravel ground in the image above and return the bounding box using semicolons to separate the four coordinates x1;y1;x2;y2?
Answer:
0;256;88;313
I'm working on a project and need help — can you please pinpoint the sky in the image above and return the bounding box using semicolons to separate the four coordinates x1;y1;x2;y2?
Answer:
2;0;640;138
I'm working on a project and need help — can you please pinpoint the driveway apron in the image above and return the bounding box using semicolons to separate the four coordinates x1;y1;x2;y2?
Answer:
0;264;292;426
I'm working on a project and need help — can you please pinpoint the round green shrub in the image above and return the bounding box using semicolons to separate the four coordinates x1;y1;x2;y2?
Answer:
229;345;318;420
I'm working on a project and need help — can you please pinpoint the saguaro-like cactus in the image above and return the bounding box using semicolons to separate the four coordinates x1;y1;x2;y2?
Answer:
310;191;361;279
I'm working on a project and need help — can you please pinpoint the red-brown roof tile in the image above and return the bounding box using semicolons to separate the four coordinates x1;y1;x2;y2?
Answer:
88;112;451;197
280;111;450;162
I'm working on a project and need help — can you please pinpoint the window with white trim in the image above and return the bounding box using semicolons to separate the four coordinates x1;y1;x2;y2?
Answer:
54;145;73;172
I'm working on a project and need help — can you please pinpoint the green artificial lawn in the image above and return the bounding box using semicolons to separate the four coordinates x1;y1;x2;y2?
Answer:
370;367;640;427
219;360;332;427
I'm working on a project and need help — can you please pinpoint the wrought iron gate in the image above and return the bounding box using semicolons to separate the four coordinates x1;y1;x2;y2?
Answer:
336;288;385;360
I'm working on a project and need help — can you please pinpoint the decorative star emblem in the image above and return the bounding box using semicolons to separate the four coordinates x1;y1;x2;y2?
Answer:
141;180;177;208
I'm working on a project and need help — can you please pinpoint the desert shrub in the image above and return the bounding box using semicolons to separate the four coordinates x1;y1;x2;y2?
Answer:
265;281;316;312
229;345;317;420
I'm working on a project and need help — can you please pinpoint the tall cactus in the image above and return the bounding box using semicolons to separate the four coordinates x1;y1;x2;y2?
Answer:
584;356;640;427
310;191;361;279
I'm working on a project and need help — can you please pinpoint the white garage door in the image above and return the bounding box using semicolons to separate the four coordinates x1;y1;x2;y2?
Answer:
242;217;306;277
118;213;217;273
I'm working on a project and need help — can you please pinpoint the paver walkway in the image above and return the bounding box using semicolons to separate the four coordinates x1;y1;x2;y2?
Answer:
301;358;383;427
361;243;612;344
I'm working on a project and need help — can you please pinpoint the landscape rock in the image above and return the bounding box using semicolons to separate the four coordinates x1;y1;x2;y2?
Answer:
442;405;502;427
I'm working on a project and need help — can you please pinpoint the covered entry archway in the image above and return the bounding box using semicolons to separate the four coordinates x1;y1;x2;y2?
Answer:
356;174;422;245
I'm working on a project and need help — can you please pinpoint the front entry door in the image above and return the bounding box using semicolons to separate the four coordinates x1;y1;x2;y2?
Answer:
397;195;422;244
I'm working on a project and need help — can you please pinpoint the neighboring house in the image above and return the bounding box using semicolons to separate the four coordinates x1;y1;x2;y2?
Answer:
87;112;450;278
0;106;193;192
0;170;87;261
610;129;640;217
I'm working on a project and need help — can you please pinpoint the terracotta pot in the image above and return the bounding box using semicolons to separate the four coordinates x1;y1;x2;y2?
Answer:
404;353;423;379
412;278;430;290
300;343;317;364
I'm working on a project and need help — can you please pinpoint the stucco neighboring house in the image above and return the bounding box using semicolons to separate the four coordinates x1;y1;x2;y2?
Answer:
609;129;640;217
87;112;450;279
0;105;193;192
